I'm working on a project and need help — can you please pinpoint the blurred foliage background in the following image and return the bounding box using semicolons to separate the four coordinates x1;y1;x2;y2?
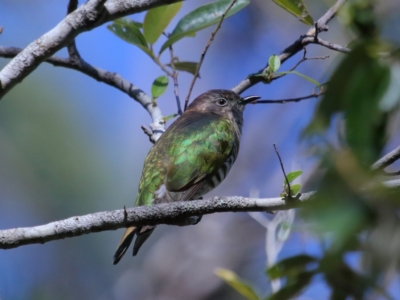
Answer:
1;0;400;299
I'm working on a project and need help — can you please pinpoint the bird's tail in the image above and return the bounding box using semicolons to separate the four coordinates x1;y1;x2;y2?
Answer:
113;226;137;265
113;226;156;264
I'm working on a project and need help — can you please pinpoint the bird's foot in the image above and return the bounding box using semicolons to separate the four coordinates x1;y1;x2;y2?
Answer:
178;215;203;226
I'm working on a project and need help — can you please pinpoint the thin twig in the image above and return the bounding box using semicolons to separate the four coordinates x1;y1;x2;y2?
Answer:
269;48;329;82
269;36;347;79
303;36;350;53
152;54;174;77
382;170;400;176
184;0;238;110
141;125;156;144
168;45;183;115
255;88;324;104
372;146;400;171
273;144;292;199
289;47;329;72
232;0;347;94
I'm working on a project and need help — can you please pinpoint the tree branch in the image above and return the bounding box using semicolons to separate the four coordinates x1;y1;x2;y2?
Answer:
372;146;400;171
0;0;182;99
302;36;350;53
2;178;400;250
232;0;347;94
254;87;324;104
0;46;166;140
0;0;345;133
1;192;316;250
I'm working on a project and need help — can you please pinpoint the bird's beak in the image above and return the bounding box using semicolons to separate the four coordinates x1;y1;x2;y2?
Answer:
239;95;261;105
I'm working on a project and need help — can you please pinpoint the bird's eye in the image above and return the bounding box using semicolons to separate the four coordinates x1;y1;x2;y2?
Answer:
215;98;228;107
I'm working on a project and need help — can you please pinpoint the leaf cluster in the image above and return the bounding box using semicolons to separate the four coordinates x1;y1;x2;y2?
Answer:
218;0;400;299
107;0;249;102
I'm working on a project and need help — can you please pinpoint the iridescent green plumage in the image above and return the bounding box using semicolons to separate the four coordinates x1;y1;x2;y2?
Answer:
137;114;237;206
113;90;259;264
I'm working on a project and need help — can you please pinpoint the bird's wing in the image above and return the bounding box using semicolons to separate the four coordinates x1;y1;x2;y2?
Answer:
135;112;238;206
164;112;237;201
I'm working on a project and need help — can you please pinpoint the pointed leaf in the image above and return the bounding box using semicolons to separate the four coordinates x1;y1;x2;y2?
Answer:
275;71;321;86
167;61;199;76
215;268;260;300
130;21;143;28
108;18;152;58
290;184;301;195
160;0;250;53
163;114;179;122
266;271;316;300
277;219;293;242
272;0;314;26
267;255;317;279
269;55;281;72
304;42;391;166
379;63;400;112
286;170;303;183
151;76;169;99
143;2;183;44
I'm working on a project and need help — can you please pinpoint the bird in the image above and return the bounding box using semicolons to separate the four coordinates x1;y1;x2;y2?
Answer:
113;89;260;264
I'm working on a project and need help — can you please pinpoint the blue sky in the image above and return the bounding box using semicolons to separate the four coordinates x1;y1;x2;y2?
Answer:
1;1;399;299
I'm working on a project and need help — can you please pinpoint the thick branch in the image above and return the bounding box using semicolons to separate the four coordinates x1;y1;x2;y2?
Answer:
0;192;316;250
2;177;400;250
372;146;400;171
0;63;157;144
232;0;346;94
0;46;165;139
0;0;182;99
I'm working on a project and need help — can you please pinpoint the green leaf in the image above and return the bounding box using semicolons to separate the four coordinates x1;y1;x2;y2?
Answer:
267;255;317;279
290;184;301;195
272;0;314;26
286;170;303;183
130;21;143;28
143;2;183;45
274;71;321;86
266;271;316;300
304;42;390;166
269;55;281;72
151;76;169;99
300;165;371;248
163;114;179;122
379;63;400;112
277;220;293;242
215;268;260;300
160;0;250;53
167;61;199;76
107;18;152;58
281;171;302;197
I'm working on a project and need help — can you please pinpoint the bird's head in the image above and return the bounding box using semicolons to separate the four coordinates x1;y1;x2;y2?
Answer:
186;89;260;116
